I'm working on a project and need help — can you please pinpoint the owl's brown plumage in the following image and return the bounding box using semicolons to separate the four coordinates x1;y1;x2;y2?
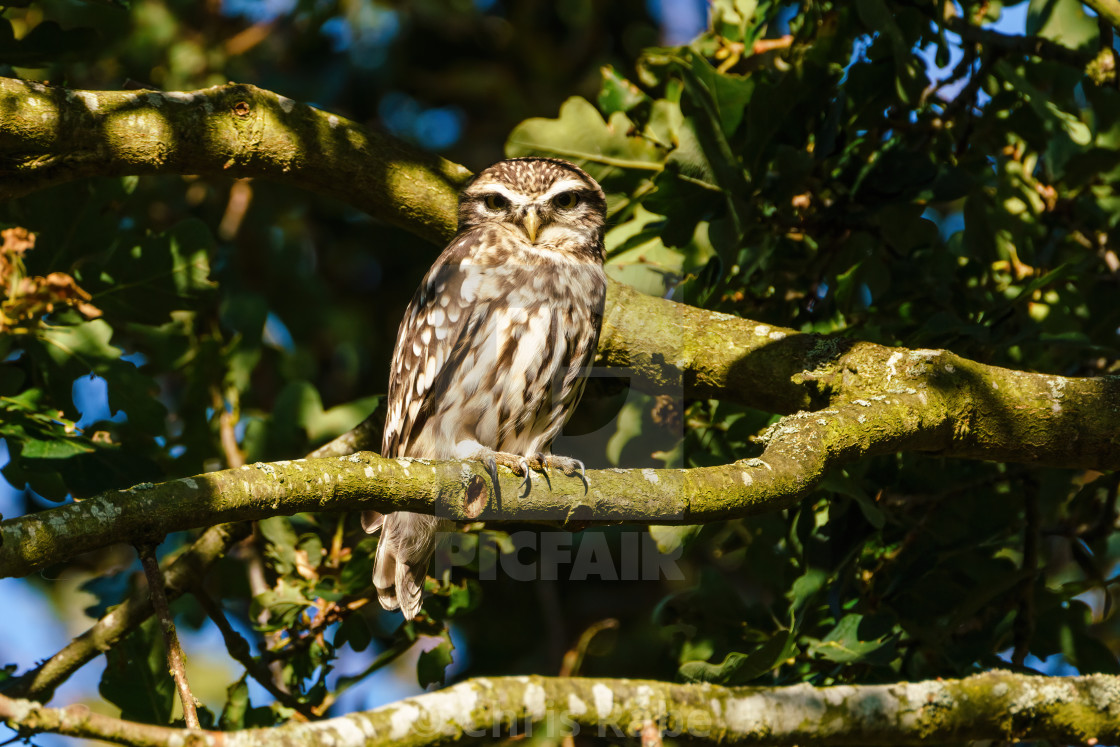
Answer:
363;157;608;619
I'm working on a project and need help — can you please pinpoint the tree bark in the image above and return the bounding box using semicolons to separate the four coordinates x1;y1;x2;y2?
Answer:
2;672;1118;746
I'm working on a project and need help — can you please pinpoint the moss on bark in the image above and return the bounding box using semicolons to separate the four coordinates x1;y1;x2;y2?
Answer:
3;672;1118;746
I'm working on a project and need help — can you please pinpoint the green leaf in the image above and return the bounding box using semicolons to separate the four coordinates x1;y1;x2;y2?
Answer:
598;65;650;115
819;472;885;529
309;395;382;445
35;319;120;372
675;50;754;140
854;0;921;102
335;613;373;653
1027;0;1099;51
808;614;897;665
100;618;175;724
297;533;323;571
649;525;701;554
18;436;96;459
679;631;793;684
605;399;645;466
417;632;455;688
259;517;300;574
252;579;312;631
506;96;667;194
642;50;748;193
82;219;217;325
787;568;828;618
708;0;772;45
80;572;132;618
996;60;1091;145
339;536;377;595
220;679;250;731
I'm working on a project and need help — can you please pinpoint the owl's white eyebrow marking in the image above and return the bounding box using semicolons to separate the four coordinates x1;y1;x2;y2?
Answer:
468;183;525;205
541;179;592;200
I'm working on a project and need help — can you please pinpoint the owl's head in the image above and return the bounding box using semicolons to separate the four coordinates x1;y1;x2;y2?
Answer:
458;158;607;260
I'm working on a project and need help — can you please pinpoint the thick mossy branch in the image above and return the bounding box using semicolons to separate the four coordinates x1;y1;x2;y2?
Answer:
0;398;912;578
2;672;1118;746
0;77;469;243
2;370;1111;579
606;281;1120;469
1;76;1117;473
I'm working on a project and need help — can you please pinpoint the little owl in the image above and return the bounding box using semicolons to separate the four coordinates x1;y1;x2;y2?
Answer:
363;157;607;619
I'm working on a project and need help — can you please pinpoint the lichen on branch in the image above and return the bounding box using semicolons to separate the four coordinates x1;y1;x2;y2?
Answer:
2;672;1118;746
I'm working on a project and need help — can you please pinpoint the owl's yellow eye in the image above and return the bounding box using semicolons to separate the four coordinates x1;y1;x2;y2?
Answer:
484;194;509;210
552;191;579;209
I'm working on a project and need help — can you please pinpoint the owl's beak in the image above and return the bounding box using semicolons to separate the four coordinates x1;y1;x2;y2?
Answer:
522;208;541;243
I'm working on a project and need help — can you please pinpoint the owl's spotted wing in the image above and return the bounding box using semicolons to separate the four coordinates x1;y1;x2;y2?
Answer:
362;232;485;616
380;232;486;460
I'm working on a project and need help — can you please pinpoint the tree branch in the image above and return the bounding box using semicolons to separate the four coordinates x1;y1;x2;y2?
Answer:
603;282;1120;467
0;417;388;703
1;522;249;703
136;543;199;729
1;77;1117;599
3;348;1117;578
191;587;316;721
0;77;469;245
2;672;1118;746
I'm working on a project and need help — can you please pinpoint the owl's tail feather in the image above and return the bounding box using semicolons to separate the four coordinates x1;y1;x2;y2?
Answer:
372;511;436;620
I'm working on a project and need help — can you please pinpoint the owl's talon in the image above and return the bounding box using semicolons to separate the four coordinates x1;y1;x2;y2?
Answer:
572;459;589;494
518;457;532;497
485;456;501;502
535;453;553;491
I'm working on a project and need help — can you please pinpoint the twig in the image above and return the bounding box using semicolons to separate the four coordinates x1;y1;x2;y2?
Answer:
225;21;276;57
1012;481;1040;667
559;618;619;677
191;586;314;721
323;634;417;708
4;522;249;703
217;179;254;241
1;401;382;702
559;618;619;747
212;386;245;469
136;543;199;729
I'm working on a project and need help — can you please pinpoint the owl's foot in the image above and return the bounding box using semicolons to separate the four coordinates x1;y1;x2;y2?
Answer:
471;449;535;499
529;453;589;495
458;441;588;499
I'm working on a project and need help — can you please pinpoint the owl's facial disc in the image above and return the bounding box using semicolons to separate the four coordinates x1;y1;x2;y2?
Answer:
458;159;606;258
